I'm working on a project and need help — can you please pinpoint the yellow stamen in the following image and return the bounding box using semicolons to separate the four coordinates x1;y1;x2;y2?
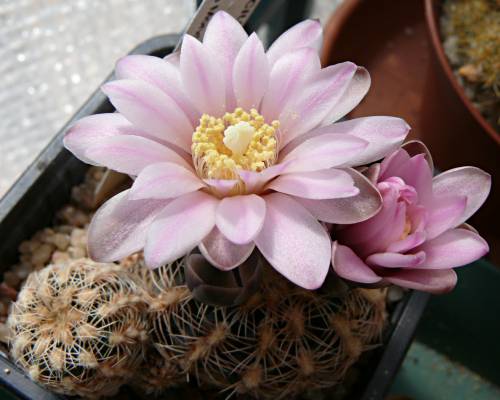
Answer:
191;108;279;180
400;217;412;240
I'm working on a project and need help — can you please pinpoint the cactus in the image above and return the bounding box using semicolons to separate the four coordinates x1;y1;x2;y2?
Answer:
139;257;386;400
8;259;149;398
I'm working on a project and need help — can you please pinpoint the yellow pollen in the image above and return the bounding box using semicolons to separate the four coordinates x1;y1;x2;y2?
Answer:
191;108;279;180
400;217;412;240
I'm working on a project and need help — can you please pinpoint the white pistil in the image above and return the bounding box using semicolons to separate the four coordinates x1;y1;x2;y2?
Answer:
223;121;255;156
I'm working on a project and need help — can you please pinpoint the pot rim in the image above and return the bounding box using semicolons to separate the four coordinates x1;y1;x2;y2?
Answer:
320;0;362;66
321;0;499;146
424;0;499;144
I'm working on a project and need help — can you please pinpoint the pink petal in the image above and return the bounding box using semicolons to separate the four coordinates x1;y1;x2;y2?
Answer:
366;201;408;254
383;268;457;294
180;34;226;116
203;11;248;111
339;182;402;245
254;193;331;289
425;195;467;240
115;54;200;125
84;135;190;176
268;169;358;200
279;62;358;147
321;67;371;124
199;228;255;271
387;231;427;253
238;162;290;194
101;79;193;151
280;134;368;173
260;47;321;121
164;51;180;66
381;152;433;205
297;168;382;224
331;117;410;166
379;148;411;179
266;19;323;67
432;167;491;226
144;191;219;268
233;33;269;110
88;190;167;262
64;113;158;164
331;242;382;284
402;140;434;171
366;251;426;268
215;194;266;245
204;179;239;197
129;162;205;200
415;228;489;269
281;116;409;166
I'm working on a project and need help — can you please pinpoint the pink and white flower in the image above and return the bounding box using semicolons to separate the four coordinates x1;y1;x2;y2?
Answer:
64;11;410;289
331;142;491;293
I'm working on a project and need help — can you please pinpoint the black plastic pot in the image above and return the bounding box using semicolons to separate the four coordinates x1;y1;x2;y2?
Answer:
0;34;429;400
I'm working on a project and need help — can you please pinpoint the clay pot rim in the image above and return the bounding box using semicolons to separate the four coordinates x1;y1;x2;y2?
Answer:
424;0;499;144
320;0;362;66
321;0;499;146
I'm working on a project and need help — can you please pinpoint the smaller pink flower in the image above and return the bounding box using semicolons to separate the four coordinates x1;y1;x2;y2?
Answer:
331;142;491;294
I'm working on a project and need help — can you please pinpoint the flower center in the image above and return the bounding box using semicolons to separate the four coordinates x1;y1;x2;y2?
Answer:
191;108;279;180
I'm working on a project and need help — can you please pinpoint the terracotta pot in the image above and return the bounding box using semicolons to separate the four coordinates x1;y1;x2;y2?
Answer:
321;0;499;260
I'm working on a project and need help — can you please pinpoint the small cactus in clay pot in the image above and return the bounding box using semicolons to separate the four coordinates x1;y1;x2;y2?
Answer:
8;259;149;398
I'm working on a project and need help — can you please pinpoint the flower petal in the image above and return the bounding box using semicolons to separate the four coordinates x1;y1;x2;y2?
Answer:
387;231;427;253
237;162;290;194
297;168;382;224
268;169;358;200
432;167;491;226
88;190;167;262
215;195;266;245
266;19;323;66
321;67;371;124
402;140;434;171
199;228;255;271
204;178;239;197
366;251;426;268
144;191;218;268
379;148;411;179
255;193;331;289
383;268;457;294
425;195;467;240
64;113;156;164
279;62;358;147
331;242;382;284
415;228;489;269
280;116;410;166
180;34;226;116
233;33;269;110
280;133;368;173
101;79;193;151
260;47;321;121
129;162;205;200
83;135;190;176
115;54;200;125
203;10;248;111
381;152;433;205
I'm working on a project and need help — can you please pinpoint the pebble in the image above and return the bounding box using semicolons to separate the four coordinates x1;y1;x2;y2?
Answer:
50;233;70;251
51;251;71;264
0;323;9;344
387;285;405;303
3;272;21;289
11;264;31;280
31;243;54;268
69;246;86;259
